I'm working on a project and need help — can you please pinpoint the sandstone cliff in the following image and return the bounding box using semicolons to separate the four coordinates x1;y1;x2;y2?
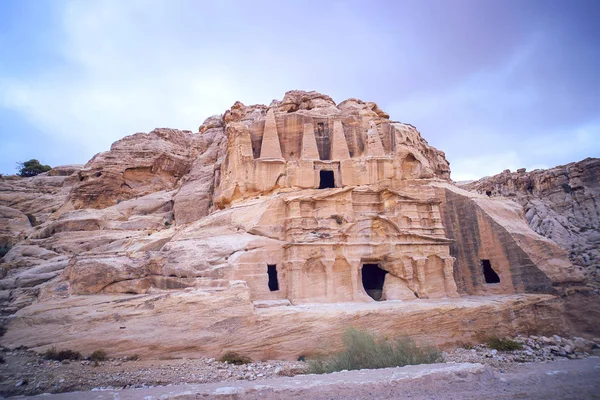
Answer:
0;91;597;360
463;158;600;292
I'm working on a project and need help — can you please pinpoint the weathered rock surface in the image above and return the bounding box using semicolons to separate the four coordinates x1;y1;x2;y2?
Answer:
67;129;210;210
0;287;575;360
463;158;600;292
0;91;598;359
0;166;82;248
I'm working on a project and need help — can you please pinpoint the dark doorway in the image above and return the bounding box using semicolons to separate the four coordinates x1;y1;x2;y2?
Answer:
319;170;335;189
267;264;279;291
481;259;500;284
362;264;387;301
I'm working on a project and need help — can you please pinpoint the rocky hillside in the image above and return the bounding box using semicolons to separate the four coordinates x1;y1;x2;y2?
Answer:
0;90;450;314
463;158;600;291
0;91;598;361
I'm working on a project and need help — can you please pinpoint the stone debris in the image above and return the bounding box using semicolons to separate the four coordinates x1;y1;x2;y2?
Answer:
444;335;600;369
1;334;599;397
0;347;306;397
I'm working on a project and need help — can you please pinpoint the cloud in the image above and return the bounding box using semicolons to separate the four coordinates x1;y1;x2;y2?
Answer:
1;0;598;177
450;151;524;182
1;1;242;156
0;0;406;171
385;30;600;181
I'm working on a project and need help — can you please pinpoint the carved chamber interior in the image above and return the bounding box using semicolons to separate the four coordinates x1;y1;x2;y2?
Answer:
267;264;279;291
319;170;335;189
362;264;388;301
481;259;500;284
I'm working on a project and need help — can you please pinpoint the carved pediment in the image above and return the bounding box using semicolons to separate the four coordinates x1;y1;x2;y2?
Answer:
344;217;452;244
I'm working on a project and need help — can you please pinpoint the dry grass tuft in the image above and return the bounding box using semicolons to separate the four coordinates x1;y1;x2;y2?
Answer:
307;328;442;374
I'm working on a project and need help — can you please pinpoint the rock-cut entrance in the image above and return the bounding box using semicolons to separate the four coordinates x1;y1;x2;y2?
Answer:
319;170;335;189
362;264;387;301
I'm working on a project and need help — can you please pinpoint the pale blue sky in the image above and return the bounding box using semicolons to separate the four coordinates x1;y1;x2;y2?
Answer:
1;0;599;180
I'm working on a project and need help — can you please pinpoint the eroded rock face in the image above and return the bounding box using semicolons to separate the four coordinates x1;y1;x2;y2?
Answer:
0;91;597;358
68;128;214;210
464;158;600;292
0;167;82;246
0;289;574;361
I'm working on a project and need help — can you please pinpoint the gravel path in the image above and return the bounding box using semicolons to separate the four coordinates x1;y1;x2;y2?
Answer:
1;334;598;398
6;357;600;399
0;350;305;397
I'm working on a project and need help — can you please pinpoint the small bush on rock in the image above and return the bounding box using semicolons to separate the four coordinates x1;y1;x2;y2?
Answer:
89;350;108;362
486;337;523;351
43;347;83;361
218;351;252;365
16;159;52;177
308;328;442;374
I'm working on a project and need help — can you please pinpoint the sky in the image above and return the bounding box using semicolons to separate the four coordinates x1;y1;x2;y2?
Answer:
0;0;599;181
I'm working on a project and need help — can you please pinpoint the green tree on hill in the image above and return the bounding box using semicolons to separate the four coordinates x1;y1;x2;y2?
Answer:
16;159;52;177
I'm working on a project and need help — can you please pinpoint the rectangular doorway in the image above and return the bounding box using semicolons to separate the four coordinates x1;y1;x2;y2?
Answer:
319;170;335;189
267;264;279;291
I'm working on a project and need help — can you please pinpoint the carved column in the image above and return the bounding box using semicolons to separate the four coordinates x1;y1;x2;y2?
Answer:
346;258;363;301
284;261;304;304
402;258;416;293
442;257;460;298
323;258;336;302
414;257;429;299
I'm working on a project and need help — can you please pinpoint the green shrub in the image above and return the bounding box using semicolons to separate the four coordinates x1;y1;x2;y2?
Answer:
218;351;252;365
43;347;83;361
307;328;442;374
89;349;108;362
485;337;523;351
16;159;52;177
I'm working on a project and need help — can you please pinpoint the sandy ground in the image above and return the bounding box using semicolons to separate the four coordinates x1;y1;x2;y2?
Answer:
4;357;599;399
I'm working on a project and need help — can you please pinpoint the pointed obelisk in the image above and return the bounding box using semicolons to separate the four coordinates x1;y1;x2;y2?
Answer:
301;123;320;160
259;109;283;159
331;120;350;160
365;120;386;157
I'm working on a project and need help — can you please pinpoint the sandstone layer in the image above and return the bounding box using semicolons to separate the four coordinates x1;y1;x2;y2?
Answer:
0;91;597;359
1;286;576;361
